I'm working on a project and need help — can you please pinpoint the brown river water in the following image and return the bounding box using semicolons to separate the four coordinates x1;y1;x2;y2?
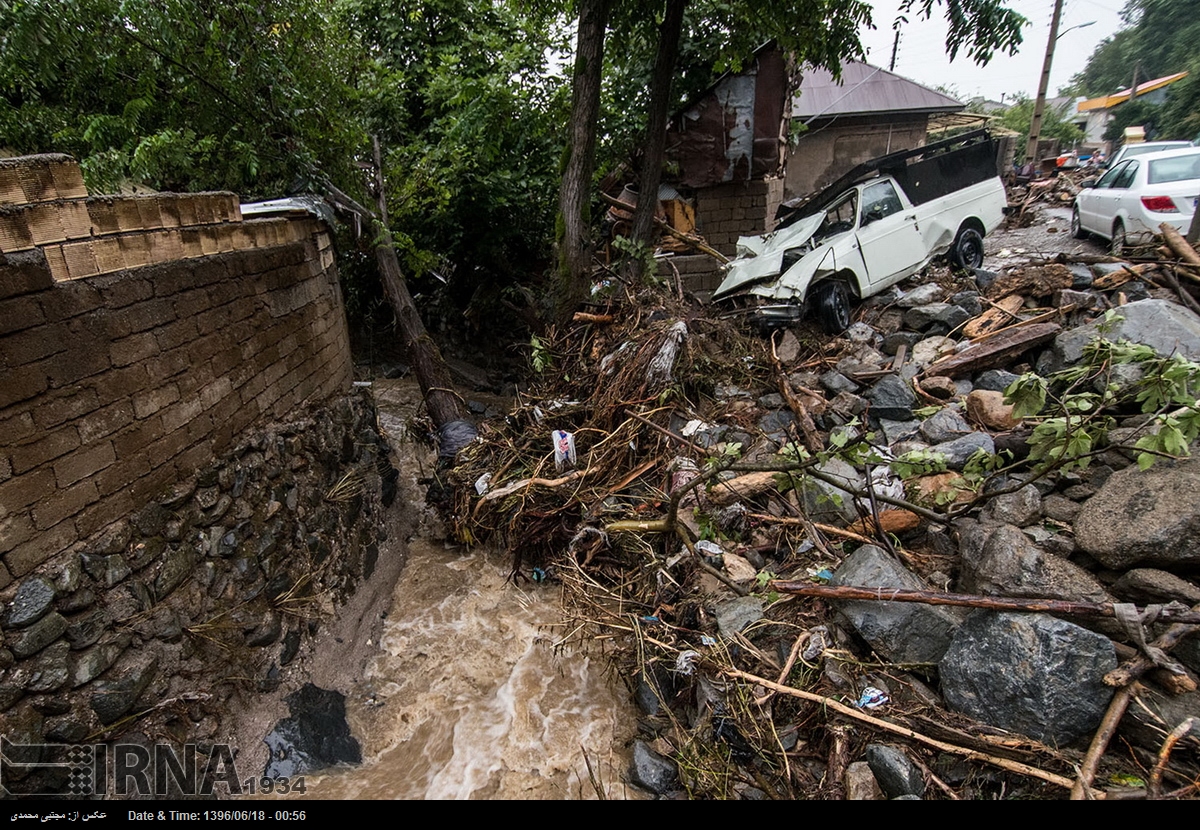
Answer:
250;379;639;800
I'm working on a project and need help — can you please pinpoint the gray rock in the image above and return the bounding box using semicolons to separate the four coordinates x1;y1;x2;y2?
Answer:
950;291;983;317
981;484;1042;526
897;283;944;307
1051;299;1200;372
910;336;957;367
714;596;764;637
90;651;159;724
959;524;1110;604
1111;569;1200;606
4;576;56;629
635;665;675;717
81;553;131;588
882;331;922;356
929;432;995;470
827;391;868;418
821;370;860;395
831;545;965;665
153;546;196;601
904;303;955;331
879;419;920;444
798;457;863;524
867;375;916;422
65;609;106;650
1068;264;1093;288
16;641;71;693
1042;494;1081;523
1075;457;1200;569
940;611;1117;745
757;393;785;409
934;304;971;331
264;683;362;777
630;740;678;795
919;408;971;444
844;761;885;800
71;637;129;687
845;322;878;344
865;744;925;798
757;410;796;434
10;611;67;658
974;370;1020;393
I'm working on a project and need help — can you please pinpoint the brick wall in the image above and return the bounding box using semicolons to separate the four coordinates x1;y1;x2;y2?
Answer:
694;177;786;257
0;155;353;586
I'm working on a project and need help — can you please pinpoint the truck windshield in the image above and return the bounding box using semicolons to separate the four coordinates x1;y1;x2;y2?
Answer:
815;192;858;241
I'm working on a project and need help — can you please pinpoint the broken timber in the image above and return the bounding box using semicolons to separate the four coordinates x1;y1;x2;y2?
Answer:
768;581;1200;625
924;322;1061;378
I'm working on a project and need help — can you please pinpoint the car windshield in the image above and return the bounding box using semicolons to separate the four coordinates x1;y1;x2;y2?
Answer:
1148;153;1200;184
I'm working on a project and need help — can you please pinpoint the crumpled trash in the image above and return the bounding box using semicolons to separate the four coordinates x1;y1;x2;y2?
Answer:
802;626;829;663
675;650;701;675
552;429;577;471
855;686;889;709
438;419;478;460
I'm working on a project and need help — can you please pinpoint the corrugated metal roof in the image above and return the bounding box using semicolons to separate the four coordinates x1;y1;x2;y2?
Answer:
1076;71;1189;112
792;59;964;119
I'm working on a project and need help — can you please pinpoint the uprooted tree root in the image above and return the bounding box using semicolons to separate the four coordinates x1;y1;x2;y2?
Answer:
445;284;1193;799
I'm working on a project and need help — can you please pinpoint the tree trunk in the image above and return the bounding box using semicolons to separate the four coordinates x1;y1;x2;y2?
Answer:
554;0;610;322
372;241;468;430
630;0;688;263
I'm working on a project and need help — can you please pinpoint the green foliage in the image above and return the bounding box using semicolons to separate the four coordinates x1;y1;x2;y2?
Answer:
529;334;552;374
1004;335;1200;473
0;0;362;196
889;449;948;480
996;94;1083;149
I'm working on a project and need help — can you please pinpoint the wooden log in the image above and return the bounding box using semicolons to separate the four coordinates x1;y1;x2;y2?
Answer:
707;471;781;506
767;582;1200;625
963;295;1024;339
924;322;1061;378
1161;222;1200;268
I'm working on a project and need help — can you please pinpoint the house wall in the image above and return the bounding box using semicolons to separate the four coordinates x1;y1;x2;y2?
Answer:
0;156;390;777
0;156;353;584
786;115;928;199
693;176;786;257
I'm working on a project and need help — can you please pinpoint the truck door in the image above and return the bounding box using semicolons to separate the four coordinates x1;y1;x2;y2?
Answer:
856;180;928;288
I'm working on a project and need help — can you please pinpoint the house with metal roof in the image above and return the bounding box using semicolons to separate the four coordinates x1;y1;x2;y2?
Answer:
1075;71;1189;146
787;59;968;198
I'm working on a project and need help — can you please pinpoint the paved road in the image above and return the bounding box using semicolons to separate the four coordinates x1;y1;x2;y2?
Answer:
983;204;1108;271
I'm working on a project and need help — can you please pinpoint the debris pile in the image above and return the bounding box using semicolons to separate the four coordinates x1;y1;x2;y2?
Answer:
449;240;1200;799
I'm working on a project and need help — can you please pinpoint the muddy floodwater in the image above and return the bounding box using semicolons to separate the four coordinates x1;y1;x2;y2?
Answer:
300;539;635;799
250;379;639;800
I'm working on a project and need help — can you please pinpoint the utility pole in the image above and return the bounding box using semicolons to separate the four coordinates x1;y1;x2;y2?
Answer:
1024;0;1064;165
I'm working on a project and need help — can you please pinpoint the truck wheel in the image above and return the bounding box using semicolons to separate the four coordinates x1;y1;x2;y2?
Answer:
1071;204;1088;239
950;226;985;270
813;281;850;334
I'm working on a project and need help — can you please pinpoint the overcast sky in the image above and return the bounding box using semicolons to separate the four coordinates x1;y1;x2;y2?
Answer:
858;0;1128;103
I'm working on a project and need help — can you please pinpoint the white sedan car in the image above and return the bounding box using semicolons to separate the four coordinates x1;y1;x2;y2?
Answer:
1072;147;1200;253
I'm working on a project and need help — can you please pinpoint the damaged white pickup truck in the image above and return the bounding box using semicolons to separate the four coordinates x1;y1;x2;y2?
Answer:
712;130;1007;333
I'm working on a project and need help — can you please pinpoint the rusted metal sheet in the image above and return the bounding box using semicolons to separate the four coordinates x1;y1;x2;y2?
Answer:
667;45;792;188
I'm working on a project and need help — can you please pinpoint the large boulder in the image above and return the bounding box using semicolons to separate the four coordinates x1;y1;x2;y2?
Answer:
831;545;965;665
959;523;1110;604
1049;299;1200;372
1074;457;1200;569
940;611;1116;745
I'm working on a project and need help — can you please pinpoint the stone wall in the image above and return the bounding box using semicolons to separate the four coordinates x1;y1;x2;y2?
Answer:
0;155;383;792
